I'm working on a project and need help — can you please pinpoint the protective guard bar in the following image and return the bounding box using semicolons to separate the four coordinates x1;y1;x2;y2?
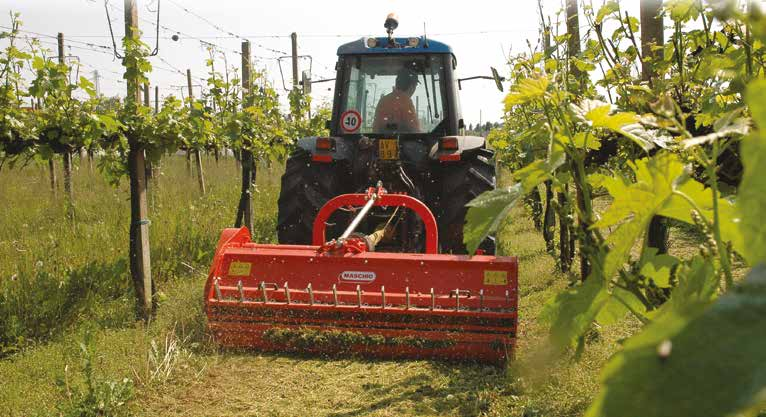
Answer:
312;186;439;254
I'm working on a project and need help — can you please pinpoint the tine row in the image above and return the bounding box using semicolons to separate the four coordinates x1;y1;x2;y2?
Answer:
217;281;512;312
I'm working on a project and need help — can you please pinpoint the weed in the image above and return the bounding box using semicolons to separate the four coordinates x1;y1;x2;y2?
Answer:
56;331;134;417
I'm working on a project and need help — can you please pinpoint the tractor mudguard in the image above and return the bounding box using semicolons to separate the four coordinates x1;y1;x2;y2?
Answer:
296;136;355;161
428;135;487;160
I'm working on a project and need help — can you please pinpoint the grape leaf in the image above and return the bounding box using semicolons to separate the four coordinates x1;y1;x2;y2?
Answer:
586;264;766;417
463;184;525;255
595;287;645;326
740;81;766;265
541;267;610;347
639;248;678;288
681;116;750;148
504;75;549;109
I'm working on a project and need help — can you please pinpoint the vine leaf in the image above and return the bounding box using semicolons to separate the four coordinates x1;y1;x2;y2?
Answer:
463;184;525;255
573;101;664;151
639;248;679;288
504;74;549;109
681;111;750;148
596;153;685;280
595;287;644;326
595;0;620;24
586;264;766;417
541;266;609;347
740;80;766;265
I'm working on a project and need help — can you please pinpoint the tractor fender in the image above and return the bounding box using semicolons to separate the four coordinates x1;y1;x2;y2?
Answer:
428;135;486;159
296;136;354;160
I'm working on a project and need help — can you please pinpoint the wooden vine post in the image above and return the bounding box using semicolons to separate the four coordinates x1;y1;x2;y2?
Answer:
641;0;669;254
565;0;593;281
235;40;254;232
124;0;153;320
58;32;74;215
40;95;57;196
187;68;206;195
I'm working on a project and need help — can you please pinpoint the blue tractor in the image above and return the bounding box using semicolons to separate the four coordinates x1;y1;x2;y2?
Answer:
277;15;501;254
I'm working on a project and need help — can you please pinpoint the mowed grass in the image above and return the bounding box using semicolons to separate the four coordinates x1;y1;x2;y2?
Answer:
0;157;705;416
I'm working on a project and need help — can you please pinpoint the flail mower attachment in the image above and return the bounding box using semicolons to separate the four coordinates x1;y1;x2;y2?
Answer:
204;186;518;365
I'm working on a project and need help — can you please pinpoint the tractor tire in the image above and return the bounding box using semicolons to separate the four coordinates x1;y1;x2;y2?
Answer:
277;149;347;244
438;148;496;255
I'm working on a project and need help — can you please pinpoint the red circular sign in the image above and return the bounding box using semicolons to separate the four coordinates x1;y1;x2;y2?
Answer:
340;110;362;133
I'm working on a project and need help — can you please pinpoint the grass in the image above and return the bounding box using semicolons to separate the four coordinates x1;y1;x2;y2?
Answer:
0;155;712;416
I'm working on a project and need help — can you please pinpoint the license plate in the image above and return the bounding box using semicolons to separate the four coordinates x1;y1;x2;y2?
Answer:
378;139;399;160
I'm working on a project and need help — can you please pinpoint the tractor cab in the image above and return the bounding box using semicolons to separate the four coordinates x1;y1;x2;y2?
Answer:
330;36;460;138
278;14;500;256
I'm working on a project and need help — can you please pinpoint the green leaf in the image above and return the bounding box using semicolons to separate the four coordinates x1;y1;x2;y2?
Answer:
586;264;766;417
659;177;746;263
747;79;766;129
463;184;525;255
595;287;645;326
32;56;45;71
739;134;766;265
595;0;620;24
556;132;601;150
541;271;609;347
513;160;552;192
78;76;97;99
665;0;701;23
586;106;637;131
640;248;679;288
597;153;688;281
681;113;750;148
504;74;549;109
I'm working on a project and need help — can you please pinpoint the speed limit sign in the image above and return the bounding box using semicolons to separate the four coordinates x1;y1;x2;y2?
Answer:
340;110;362;133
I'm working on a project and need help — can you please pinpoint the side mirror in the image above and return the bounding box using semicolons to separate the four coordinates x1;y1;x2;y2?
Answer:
301;70;312;94
491;67;504;92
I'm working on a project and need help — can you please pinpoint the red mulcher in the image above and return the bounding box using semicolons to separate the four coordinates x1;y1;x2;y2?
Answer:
204;186;518;365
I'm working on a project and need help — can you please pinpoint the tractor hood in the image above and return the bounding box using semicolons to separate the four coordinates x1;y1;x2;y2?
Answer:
337;37;453;55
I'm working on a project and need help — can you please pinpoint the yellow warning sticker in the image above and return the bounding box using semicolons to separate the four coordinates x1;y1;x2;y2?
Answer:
228;261;252;277
483;270;508;286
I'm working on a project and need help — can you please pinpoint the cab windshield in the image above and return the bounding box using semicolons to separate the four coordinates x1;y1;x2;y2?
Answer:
340;55;447;135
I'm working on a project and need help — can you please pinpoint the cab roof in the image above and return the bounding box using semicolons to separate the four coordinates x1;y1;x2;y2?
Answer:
337;37;453;55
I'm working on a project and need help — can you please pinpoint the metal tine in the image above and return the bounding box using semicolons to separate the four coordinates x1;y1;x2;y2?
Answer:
356;285;362;307
284;282;290;304
479;289;484;310
237;280;245;302
430;288;435;311
405;286;410;310
455;288;460;311
307;283;314;305
260;281;268;303
381;286;386;309
332;284;338;306
214;278;222;301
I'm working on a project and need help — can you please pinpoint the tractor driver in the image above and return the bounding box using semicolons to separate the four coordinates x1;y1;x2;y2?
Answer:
373;68;421;133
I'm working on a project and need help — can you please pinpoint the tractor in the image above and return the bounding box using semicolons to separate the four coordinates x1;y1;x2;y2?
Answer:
204;15;517;365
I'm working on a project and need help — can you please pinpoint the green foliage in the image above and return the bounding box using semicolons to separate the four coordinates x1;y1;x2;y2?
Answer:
464;184;525;255
740;81;766;265
586;265;766;417
470;3;766;416
0;14;38;163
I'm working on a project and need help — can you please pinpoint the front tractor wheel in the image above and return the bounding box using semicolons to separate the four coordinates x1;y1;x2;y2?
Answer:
277;149;347;244
438;148;497;255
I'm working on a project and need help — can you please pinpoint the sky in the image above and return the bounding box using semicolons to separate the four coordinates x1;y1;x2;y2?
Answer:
1;0;644;126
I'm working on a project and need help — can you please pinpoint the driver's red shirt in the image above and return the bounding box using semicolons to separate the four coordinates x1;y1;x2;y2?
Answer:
372;89;421;133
